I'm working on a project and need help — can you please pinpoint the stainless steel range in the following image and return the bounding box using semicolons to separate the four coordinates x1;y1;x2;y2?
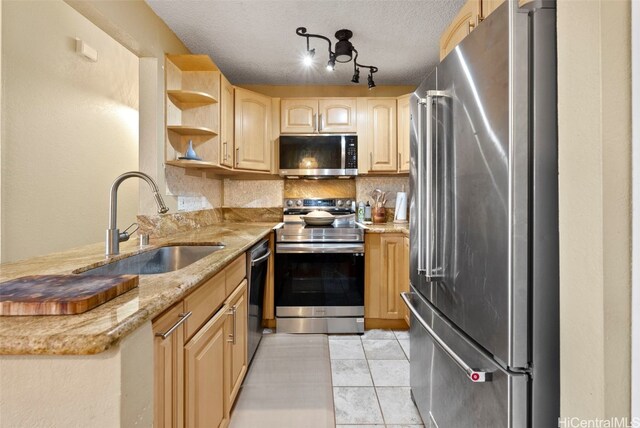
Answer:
274;197;365;334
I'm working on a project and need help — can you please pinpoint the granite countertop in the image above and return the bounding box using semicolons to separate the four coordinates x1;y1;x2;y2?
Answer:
0;222;276;355
359;222;409;236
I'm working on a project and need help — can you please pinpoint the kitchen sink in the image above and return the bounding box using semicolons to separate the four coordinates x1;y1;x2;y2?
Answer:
77;244;225;276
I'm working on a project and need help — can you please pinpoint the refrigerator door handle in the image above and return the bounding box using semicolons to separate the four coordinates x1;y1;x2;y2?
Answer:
420;90;447;281
401;292;493;383
416;97;426;275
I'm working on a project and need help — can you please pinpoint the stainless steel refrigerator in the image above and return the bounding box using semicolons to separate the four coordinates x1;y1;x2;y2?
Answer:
403;1;559;427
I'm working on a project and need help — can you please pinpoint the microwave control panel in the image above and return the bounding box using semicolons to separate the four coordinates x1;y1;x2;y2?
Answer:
345;138;358;169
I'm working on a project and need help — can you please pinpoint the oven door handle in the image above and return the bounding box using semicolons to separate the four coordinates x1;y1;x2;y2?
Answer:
276;243;365;254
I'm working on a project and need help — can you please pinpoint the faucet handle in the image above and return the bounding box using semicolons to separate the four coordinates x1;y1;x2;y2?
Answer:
119;222;139;242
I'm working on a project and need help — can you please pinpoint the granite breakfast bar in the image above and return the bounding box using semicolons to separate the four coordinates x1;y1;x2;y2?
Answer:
0;222;276;427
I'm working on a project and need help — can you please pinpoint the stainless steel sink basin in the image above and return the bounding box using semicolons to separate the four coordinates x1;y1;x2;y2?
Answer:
78;244;225;276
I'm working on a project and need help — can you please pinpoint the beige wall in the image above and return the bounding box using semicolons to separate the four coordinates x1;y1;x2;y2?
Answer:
558;0;632;419
0;322;153;427
1;0;140;263
66;0;225;215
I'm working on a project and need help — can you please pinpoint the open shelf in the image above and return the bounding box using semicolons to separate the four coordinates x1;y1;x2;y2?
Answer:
167;90;218;109
165;159;277;178
167;126;217;136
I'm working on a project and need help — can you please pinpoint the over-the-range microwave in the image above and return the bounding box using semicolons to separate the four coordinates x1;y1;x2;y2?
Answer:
278;135;358;178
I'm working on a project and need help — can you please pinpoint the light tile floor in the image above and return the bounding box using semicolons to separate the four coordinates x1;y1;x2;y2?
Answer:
329;330;424;428
230;330;422;428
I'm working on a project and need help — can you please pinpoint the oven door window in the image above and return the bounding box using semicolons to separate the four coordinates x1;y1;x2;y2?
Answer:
275;252;364;307
279;136;343;170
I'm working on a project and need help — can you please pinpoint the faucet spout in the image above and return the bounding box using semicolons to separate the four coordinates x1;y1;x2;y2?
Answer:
106;171;169;257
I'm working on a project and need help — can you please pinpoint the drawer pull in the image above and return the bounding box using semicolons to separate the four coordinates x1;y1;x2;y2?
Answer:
155;312;192;339
227;306;237;344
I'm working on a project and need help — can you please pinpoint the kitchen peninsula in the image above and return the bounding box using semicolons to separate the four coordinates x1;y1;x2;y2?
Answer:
0;221;275;426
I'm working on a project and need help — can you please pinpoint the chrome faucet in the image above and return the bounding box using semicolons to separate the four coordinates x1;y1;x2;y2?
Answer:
106;171;169;257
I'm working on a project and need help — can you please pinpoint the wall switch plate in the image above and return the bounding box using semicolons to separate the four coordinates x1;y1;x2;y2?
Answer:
75;39;98;62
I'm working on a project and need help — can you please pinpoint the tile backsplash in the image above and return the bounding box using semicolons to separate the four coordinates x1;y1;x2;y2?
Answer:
220;176;409;210
165;165;223;210
355;176;409;208
223;179;284;207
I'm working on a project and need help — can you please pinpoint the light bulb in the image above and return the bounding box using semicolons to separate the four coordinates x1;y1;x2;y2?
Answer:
302;48;315;67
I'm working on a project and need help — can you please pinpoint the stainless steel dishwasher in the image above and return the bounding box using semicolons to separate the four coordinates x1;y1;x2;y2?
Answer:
247;239;271;363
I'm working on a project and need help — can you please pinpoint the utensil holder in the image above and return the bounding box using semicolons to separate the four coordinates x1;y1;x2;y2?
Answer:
372;207;386;224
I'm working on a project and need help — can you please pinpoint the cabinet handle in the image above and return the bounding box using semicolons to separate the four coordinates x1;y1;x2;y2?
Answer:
227;305;237;344
155;312;192;340
319;113;323;132
223;142;228;161
468;19;476;33
398;152;401;169
370;152;373;170
236;147;240;166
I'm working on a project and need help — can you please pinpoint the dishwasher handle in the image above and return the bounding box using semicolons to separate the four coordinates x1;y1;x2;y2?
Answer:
251;249;271;267
400;292;492;383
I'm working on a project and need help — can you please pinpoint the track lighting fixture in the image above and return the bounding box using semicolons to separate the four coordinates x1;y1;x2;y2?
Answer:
303;48;315;66
326;53;336;71
368;71;376;89
351;67;360;83
296;27;378;87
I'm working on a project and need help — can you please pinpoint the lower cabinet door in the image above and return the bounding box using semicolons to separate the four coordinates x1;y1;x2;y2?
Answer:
226;280;248;407
153;303;185;428
185;304;229;428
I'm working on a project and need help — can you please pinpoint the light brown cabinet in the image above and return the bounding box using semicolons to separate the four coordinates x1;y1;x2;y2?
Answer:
482;0;505;18
439;0;506;61
280;98;357;134
164;54;275;176
439;0;481;60
235;87;272;171
280;98;317;133
225;280;248;407
365;233;409;329
164;55;221;169
366;99;397;172
152;253;248;428
397;94;411;173
184;305;228;428
153;303;186;428
220;74;235;168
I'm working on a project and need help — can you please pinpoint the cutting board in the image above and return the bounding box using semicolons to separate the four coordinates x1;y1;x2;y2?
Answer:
0;275;139;316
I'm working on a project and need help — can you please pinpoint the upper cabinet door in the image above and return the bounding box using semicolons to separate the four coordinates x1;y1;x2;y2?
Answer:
439;0;481;60
318;98;357;133
481;0;505;20
220;74;234;168
397;94;411;173
367;99;397;172
234;88;272;171
281;99;317;133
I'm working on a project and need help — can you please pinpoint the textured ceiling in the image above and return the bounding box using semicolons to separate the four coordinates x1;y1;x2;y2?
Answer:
146;0;465;86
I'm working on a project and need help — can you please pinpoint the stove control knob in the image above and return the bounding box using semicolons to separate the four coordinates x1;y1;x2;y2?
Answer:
336;200;344;207
286;200;294;207
296;199;303;207
345;199;352;208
